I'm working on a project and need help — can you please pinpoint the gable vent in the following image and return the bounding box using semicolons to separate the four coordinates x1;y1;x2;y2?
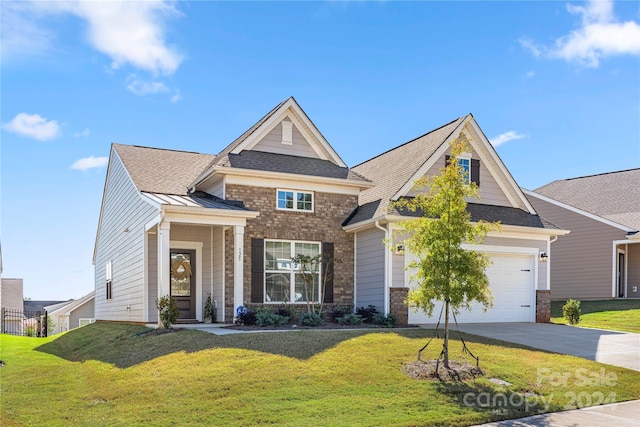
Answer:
281;121;293;145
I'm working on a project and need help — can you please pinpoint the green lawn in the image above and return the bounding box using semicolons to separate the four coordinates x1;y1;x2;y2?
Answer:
2;323;640;426
551;299;640;333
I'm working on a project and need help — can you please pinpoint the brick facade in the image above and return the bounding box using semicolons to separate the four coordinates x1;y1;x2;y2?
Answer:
536;290;551;323
389;287;409;325
224;184;358;320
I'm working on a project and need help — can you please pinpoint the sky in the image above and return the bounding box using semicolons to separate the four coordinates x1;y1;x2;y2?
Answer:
1;0;639;300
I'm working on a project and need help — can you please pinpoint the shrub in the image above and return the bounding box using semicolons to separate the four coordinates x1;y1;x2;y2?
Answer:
156;295;180;328
256;310;290;327
356;305;379;323
562;299;581;325
274;306;296;319
235;309;257;326
299;312;323;327
327;305;353;322
337;313;362;326
372;313;396;328
24;325;36;337
204;294;215;321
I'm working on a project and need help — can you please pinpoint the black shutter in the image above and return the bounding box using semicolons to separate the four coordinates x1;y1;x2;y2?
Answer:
251;238;264;303
471;159;480;186
445;155;450;166
322;242;334;304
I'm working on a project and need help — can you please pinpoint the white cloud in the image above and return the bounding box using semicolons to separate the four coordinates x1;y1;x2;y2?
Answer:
73;128;91;138
126;75;170;96
522;0;640;67
170;89;182;103
2;113;61;141
3;1;183;75
71;156;108;171
490;131;526;147
0;2;56;58
526;71;535;78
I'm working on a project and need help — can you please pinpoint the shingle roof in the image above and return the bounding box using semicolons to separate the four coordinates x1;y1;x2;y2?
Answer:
343;200;559;230
218;150;371;182
113;144;215;196
350;116;465;221
206;98;290;171
535;168;640;231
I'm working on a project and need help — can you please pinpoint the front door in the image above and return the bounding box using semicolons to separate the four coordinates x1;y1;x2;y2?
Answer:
170;250;196;319
618;252;625;298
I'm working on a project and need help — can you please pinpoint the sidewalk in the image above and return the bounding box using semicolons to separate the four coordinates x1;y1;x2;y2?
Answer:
473;399;640;426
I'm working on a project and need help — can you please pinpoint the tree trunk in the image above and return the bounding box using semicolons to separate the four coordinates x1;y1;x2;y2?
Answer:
443;299;450;369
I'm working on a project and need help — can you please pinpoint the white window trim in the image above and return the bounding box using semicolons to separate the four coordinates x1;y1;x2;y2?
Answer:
276;189;314;213
264;239;322;304
105;260;113;300
78;318;96;328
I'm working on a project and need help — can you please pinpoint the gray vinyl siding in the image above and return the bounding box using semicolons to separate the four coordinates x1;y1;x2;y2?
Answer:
252;120;319;159
94;151;158;322
0;278;23;311
212;227;225;322
69;299;95;329
355;228;385;309
407;150;511;207
482;236;548;290
627;244;640;298
171;224;214;320
147;232;158;322
528;195;628;300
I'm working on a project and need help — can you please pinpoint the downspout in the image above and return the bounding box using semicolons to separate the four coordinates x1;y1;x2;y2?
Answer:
374;220;391;315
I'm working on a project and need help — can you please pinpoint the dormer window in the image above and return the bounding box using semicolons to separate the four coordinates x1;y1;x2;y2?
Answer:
281;121;293;145
446;154;480;186
277;189;314;212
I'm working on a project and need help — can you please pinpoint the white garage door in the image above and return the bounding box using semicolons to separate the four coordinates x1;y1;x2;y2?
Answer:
408;253;535;324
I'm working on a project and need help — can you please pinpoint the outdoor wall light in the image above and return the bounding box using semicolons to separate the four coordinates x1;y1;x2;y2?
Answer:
540;252;548;262
395;244;405;255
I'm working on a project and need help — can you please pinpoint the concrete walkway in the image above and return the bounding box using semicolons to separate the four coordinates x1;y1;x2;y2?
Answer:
448;322;640;371
473;399;640;426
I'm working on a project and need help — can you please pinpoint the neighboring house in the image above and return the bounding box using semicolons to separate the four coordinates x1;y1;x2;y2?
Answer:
1;278;24;334
94;98;567;325
346;115;567;324
525;169;640;300
46;291;96;335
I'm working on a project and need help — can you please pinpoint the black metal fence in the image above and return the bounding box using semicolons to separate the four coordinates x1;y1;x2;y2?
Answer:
1;308;48;337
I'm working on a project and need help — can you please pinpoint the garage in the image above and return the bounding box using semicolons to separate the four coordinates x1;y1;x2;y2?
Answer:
407;252;536;324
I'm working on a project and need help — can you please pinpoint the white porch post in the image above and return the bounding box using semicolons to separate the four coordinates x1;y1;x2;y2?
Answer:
233;225;245;320
157;221;171;306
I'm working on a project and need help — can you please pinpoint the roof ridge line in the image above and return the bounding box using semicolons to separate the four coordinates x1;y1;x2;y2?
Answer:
564;167;640;181
114;143;214;156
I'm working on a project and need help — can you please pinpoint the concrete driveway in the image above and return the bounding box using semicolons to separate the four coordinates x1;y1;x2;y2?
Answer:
448;323;640;371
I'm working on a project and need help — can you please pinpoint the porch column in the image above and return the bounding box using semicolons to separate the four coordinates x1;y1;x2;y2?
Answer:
157;221;171;303
233;225;245;320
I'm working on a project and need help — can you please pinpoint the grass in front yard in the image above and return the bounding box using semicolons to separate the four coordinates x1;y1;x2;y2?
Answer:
551;299;640;333
2;323;640;426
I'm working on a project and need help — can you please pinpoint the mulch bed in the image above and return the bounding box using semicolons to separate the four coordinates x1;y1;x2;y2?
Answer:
225;323;417;331
403;359;484;382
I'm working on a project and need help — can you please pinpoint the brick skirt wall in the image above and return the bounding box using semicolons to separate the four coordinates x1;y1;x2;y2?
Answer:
536;290;551;323
390;287;409;325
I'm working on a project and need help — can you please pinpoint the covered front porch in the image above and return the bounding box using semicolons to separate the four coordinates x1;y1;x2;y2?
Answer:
141;193;259;324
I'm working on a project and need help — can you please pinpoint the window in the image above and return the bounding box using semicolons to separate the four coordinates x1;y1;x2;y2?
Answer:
264;240;321;303
105;260;113;300
458;157;470;184
277;190;313;212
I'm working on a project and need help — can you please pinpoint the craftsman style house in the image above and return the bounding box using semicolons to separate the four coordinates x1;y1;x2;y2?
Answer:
93;97;567;324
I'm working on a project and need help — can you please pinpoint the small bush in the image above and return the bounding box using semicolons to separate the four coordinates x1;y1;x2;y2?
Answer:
156;295;180;328
256;310;290;327
235;310;257;326
562;299;581;325
356;305;379;323
338;313;362;326
372;313;396;328
327;305;353;322
299;312;323;327
274;306;296;319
